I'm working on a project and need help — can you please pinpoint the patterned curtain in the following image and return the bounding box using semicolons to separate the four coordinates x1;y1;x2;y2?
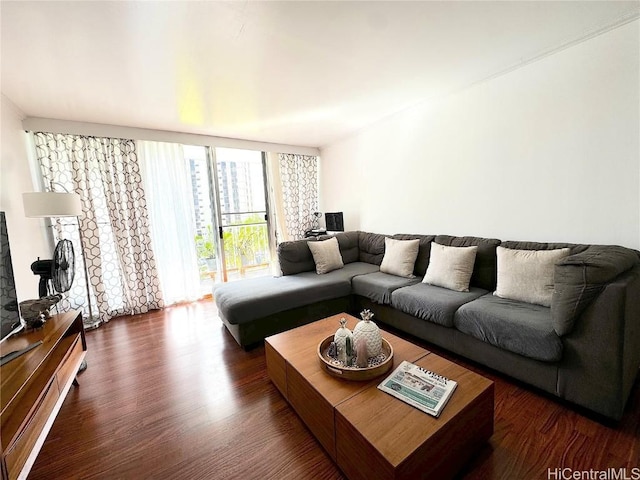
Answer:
33;132;164;324
277;153;319;240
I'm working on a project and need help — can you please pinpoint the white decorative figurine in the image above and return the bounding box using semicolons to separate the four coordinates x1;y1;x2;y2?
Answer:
353;309;382;357
334;317;353;364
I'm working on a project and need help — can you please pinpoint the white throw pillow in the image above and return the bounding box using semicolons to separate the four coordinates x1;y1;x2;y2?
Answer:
423;243;478;292
307;237;344;274
380;238;420;278
494;246;570;307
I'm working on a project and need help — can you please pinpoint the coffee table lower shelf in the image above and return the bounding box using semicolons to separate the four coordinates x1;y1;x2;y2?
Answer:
265;314;494;480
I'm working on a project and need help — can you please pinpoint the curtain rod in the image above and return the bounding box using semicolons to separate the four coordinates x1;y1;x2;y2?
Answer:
22;117;320;156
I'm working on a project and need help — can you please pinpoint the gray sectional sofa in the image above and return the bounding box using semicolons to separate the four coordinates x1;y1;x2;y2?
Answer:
214;231;640;420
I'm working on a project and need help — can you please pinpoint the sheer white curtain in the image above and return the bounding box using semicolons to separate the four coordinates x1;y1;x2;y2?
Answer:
138;141;201;305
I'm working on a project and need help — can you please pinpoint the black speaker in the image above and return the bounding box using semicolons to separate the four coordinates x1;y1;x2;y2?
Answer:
325;212;344;232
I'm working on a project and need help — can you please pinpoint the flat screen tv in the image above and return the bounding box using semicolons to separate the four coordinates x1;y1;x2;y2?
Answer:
325;212;344;232
1;211;23;343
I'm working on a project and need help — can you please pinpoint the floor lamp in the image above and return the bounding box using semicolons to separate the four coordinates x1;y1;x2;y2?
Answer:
23;190;100;331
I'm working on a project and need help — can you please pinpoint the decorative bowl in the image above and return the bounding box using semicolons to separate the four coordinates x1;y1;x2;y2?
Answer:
317;335;394;381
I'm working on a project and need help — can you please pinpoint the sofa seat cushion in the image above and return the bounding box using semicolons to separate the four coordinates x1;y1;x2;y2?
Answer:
454;295;562;362
215;262;379;325
352;272;421;305
391;283;488;328
315;261;379;279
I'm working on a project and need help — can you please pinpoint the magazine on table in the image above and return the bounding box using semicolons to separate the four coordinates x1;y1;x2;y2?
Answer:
377;360;457;418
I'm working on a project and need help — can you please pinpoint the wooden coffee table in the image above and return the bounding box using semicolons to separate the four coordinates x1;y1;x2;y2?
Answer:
265;313;494;480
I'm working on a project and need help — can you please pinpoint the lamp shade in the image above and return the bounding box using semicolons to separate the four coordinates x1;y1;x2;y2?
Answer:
23;192;83;218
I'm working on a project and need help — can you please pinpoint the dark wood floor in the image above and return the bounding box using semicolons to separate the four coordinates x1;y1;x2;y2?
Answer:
29;299;639;479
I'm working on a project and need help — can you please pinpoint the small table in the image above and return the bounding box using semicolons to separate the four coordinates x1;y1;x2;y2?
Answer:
265;313;494;480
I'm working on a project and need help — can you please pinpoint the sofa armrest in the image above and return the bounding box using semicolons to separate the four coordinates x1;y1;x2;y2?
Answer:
557;266;640;419
277;240;316;275
551;245;639;336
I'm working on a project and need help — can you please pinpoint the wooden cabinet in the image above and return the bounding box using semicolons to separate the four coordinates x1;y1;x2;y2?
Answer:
1;311;86;480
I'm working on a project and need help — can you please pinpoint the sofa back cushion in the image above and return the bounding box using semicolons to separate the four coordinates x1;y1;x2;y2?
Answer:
501;240;587;255
358;232;387;265
551;245;640;336
434;235;501;291
278;231;361;276
319;231;360;264
392;234;436;276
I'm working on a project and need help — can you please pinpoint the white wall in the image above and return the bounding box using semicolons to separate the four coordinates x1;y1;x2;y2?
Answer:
1;95;51;299
320;21;640;249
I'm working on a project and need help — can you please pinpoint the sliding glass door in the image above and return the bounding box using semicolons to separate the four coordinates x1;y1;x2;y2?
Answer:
185;145;272;289
183;146;220;294
213;148;271;282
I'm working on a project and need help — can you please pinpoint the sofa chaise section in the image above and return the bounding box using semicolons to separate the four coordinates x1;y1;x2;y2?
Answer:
215;232;378;347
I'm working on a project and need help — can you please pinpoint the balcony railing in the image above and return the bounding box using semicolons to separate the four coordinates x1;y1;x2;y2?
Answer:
196;222;271;285
222;223;270;278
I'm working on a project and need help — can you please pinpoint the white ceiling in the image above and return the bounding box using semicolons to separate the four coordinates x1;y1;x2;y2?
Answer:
2;1;638;148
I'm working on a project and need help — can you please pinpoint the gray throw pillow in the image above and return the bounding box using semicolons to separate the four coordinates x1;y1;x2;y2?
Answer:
494;246;570;307
423;243;478;292
380;237;420;278
307;237;344;274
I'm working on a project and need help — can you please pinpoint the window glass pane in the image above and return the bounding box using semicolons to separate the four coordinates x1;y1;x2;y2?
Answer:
184;145;218;293
215;147;266;218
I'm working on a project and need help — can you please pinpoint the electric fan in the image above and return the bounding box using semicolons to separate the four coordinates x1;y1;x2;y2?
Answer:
31;239;76;297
